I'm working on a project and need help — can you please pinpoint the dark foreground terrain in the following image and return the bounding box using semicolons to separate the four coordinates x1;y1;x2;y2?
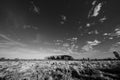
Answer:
0;60;120;80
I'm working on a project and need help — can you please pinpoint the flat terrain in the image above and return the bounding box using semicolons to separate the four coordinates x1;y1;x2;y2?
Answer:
0;60;120;80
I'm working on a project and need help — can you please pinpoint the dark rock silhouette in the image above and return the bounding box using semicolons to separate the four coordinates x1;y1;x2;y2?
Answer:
113;51;120;59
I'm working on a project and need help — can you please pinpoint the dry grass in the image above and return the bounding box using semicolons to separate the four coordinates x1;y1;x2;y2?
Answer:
0;60;120;80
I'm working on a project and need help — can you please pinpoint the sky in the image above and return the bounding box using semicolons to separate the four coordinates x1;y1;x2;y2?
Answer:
0;0;120;59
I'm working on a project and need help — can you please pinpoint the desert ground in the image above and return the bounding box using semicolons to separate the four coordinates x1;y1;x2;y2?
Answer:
0;60;120;80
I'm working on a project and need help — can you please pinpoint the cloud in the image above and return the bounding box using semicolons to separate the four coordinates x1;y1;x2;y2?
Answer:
61;15;67;21
60;15;67;24
99;16;107;22
81;44;93;51
63;43;70;47
82;40;101;52
54;40;63;45
103;33;110;36
109;42;120;52
108;27;120;37
0;34;80;59
0;34;49;59
92;0;97;5
103;26;120;39
30;1;40;14
88;30;99;35
0;47;65;59
77;40;114;59
0;34;14;42
61;43;79;54
109;37;113;40
115;27;120;36
23;25;39;30
87;40;101;46
0;34;26;47
54;37;79;54
67;37;78;42
72;50;113;59
0;42;65;59
88;1;105;18
92;3;102;17
86;23;91;27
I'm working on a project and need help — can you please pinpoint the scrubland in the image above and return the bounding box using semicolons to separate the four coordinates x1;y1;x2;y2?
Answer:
0;60;120;80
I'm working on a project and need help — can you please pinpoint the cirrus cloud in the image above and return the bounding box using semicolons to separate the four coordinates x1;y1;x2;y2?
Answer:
82;39;101;52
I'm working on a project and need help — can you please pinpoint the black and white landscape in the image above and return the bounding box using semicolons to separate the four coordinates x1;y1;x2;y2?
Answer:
0;0;120;80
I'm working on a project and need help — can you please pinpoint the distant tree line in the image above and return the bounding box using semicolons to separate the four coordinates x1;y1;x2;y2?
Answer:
0;51;120;61
46;55;74;60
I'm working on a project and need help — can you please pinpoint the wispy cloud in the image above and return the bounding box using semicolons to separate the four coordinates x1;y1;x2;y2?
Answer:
99;16;107;22
82;40;101;52
0;34;26;47
61;15;67;21
109;42;120;52
92;3;102;17
0;47;64;59
103;25;120;40
23;25;39;30
30;1;40;14
87;39;101;46
0;34;67;59
115;27;120;37
54;37;79;54
88;30;99;35
60;15;67;24
88;1;105;18
92;0;97;5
